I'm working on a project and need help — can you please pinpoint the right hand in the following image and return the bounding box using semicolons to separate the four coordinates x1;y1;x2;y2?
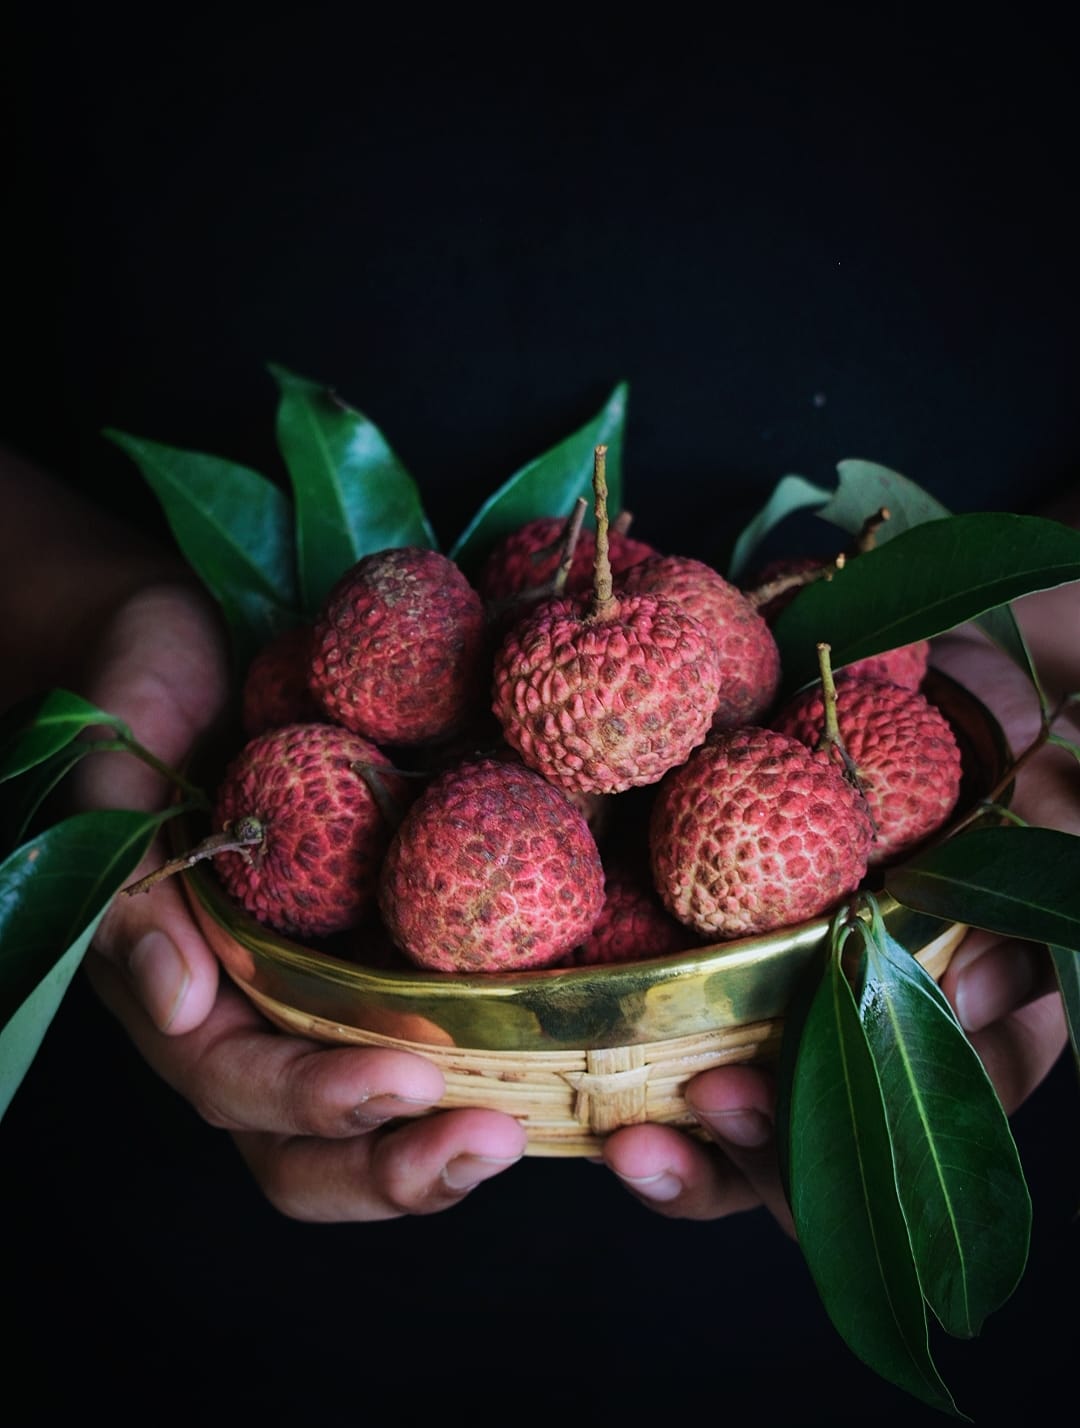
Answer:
78;583;527;1221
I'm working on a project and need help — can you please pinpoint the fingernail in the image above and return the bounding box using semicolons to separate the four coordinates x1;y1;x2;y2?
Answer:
442;1153;522;1192
698;1109;772;1149
955;950;1036;1032
128;930;190;1031
614;1170;684;1202
350;1093;435;1130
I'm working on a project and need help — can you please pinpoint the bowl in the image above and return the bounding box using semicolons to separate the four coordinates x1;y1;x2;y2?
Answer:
179;668;1010;1156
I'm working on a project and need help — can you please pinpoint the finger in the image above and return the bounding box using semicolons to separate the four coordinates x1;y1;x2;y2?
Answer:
965;991;1067;1115
235;1109;529;1223
91;851;220;1033
941;929;1061;1034
84;950;446;1136
603;1121;764;1220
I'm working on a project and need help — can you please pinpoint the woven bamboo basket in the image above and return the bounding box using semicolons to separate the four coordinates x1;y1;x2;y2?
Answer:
180;668;1009;1156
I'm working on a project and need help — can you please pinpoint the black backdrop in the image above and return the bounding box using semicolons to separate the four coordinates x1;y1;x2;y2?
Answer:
3;9;1078;1424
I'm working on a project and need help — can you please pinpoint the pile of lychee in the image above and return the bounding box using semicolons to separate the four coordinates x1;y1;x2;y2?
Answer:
195;447;964;975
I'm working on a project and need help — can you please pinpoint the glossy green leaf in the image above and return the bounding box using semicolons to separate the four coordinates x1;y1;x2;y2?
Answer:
886;826;1080;951
785;926;959;1415
1049;945;1080;1079
448;383;628;572
819;459;950;540
105;429;299;669
857;914;1030;1338
725;474;832;582
269;364;437;612
774;513;1080;695
0;689;127;782
2;744;89;849
0;809;164;1118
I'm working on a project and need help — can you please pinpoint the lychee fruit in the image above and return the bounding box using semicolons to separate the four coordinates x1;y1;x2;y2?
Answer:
771;675;962;865
211;722;408;938
241;624;323;737
649;726;875;938
617;553;781;730
573;857;701;965
491;447;722;795
478;509;657;603
309;546;488;746
377;757;606;973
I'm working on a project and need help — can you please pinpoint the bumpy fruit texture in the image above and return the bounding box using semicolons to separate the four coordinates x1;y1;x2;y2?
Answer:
617;555;781;729
212;723;408;938
309;546;487;746
491;593;723;795
378;758;605;972
573;860;701;965
747;555;929;689
478;515;657;602
241;624;322;737
771;676;962;865
650;727;874;937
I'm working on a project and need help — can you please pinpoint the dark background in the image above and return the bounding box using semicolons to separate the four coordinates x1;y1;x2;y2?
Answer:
3;8;1078;1424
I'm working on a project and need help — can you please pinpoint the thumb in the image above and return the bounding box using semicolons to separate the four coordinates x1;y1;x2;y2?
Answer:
74;583;231;1034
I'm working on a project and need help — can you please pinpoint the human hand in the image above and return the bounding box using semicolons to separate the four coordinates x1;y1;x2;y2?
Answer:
78;583;526;1221
603;589;1077;1227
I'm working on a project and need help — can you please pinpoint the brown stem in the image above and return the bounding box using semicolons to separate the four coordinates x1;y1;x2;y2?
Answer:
746;553;845;610
852;507;890;555
589;444;618;622
122;816;265;897
612;509;634;537
553;497;588;595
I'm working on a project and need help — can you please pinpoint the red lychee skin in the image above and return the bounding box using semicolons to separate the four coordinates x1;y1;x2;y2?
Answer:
747;555;928;689
241;625;323;738
573;862;701;965
617;554;781;730
771;676;962;866
309;547;487;746
649;727;874;938
491;593;723;796
212;723;407;939
478;516;657;602
377;758;606;973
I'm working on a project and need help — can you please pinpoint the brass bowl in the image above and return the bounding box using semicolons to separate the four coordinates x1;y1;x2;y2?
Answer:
180;668;1010;1155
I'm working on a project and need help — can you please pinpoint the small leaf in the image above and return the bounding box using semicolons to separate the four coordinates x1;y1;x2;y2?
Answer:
0;809;164;1119
725;474;833;582
784;926;960;1415
774;513;1080;695
1050;945;1080;1079
448;383;629;572
0;689;127;782
105;429;299;669
886;826;1080;952
858;912;1031;1338
269;364;437;612
2;744;89;849
820;459;951;540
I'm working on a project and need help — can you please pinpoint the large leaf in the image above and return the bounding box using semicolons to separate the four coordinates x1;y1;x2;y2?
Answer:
725;473;832;582
448;383;629;572
0;689;127;783
105;430;299;669
857;914;1030;1338
269;364;437;612
0;809;164;1118
773;513;1080;695
818;459;950;539
1050;945;1080;1079
784;929;959;1415
886;826;1080;952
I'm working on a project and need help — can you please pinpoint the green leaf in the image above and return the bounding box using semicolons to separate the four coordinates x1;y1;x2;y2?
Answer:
784;924;959;1415
725;474;832;582
448;383;629;572
269;364;437;612
858;911;1031;1338
0;689;127;782
819;460;951;540
773;513;1080;695
1049;945;1080;1079
886;826;1080;952
105;429;299;669
2;744;89;849
0;809;164;1119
